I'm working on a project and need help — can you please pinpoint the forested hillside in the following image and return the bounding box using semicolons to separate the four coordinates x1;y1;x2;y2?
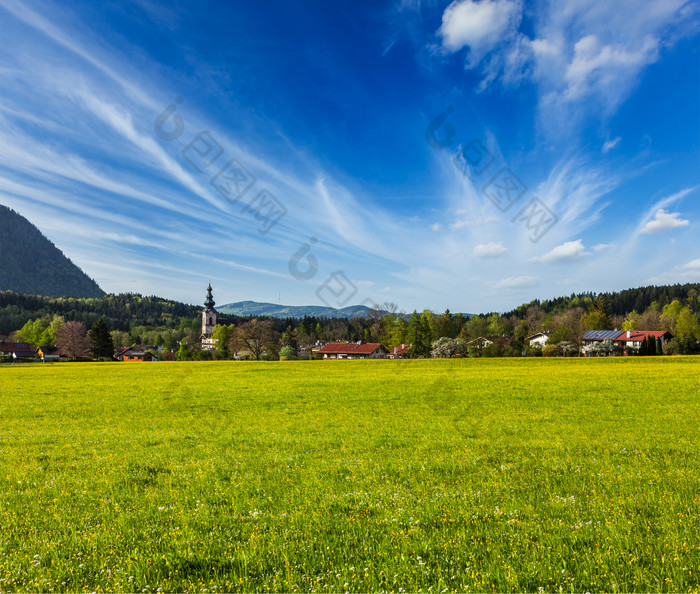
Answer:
505;283;700;318
0;291;203;336
0;204;104;298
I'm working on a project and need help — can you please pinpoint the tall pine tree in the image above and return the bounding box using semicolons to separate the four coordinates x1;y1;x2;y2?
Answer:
88;317;114;360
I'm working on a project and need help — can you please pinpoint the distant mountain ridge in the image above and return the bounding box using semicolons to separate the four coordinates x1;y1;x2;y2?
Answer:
0;204;104;298
217;300;372;319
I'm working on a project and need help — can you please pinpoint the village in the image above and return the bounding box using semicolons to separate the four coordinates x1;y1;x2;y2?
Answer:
0;283;681;362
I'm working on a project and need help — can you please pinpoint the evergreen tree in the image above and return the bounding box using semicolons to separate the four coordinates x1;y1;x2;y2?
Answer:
389;317;407;349
656;337;663;356
282;326;298;354
88;317;114;360
406;311;430;356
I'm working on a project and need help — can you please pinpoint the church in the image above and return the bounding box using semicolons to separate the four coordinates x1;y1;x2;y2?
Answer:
201;282;218;350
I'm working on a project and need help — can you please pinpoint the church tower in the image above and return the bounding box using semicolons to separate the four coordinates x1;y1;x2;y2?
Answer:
201;282;217;350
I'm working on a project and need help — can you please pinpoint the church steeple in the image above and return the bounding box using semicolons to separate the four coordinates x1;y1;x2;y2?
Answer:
201;282;217;348
204;281;215;310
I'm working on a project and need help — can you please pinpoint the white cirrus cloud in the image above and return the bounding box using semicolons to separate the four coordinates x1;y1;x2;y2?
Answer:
593;243;614;252
602;137;621;153
473;241;508;258
640;208;690;234
438;0;522;63
530;239;588;263
492;275;539;290
563;34;659;101
449;216;500;230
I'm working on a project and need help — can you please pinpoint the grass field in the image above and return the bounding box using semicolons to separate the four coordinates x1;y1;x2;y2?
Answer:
0;358;699;593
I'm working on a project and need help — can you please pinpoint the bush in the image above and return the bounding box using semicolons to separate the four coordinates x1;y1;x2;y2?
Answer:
279;345;297;360
665;336;700;355
542;344;558;357
523;345;542;357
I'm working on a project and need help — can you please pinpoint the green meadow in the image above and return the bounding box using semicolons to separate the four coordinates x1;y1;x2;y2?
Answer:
0;358;699;593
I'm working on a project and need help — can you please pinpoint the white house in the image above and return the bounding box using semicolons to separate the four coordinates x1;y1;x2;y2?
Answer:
526;332;550;348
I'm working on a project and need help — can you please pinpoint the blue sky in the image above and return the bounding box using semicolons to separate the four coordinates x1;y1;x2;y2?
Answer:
0;0;698;313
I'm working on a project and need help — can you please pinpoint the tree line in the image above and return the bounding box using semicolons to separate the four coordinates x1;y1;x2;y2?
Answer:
2;284;699;360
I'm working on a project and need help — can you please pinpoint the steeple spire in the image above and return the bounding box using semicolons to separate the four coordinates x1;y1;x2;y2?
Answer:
204;281;215;310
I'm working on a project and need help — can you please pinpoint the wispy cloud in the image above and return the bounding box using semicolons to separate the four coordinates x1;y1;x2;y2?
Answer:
592;243;614;252
492;275;539;290
602;137;621;153
0;0;158;109
533;157;617;237
449;215;500;231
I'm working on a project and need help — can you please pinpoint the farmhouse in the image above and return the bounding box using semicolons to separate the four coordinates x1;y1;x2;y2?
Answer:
124;350;156;362
388;344;411;359
0;342;36;360
466;337;493;348
526;332;550;347
113;346;131;361
114;347;156;361
581;330;673;355
318;342;388;359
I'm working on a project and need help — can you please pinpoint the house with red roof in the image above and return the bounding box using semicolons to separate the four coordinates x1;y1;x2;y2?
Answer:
388;344;412;359
0;342;37;360
612;330;673;355
113;346;132;361
581;330;672;355
318;342;388;360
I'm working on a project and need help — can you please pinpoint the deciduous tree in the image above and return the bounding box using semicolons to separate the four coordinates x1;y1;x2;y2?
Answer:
55;321;89;359
212;325;234;359
430;337;465;358
238;319;276;360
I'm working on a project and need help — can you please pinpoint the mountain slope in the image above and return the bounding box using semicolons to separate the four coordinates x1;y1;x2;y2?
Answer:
0;204;104;298
217;300;372;319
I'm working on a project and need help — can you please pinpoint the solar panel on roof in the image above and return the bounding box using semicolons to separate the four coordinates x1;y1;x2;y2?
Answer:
582;330;622;339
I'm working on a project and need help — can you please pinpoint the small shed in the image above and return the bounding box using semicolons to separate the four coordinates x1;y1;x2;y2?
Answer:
36;346;60;362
